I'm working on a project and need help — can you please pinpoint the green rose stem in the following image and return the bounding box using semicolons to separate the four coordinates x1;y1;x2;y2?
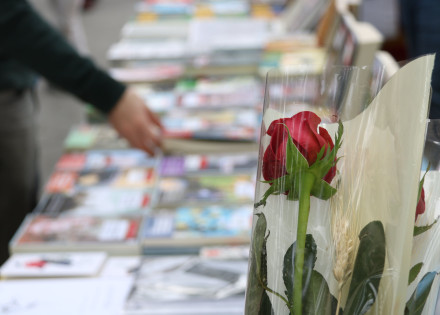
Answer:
257;118;342;314
292;171;315;315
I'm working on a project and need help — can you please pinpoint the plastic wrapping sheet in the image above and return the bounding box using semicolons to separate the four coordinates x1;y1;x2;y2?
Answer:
408;171;440;315
245;55;434;314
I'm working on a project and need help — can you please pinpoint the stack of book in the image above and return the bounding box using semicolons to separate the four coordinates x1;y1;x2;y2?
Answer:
9;141;258;257
9;149;160;256
83;77;263;154
140;152;257;254
62;121;260;156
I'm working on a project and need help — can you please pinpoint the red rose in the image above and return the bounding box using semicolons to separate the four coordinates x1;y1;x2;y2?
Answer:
262;111;336;184
415;187;425;221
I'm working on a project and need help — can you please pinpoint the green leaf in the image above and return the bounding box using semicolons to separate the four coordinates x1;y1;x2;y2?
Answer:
405;271;438;315
417;163;430;204
255;175;295;208
285;175;302;201
245;213;270;314
316;146;326;162
303;270;339;315
283;234;317;306
309;121;343;182
308;151;333;180
310;178;337;200
258;291;274;315
284;124;309;175
254;185;276;208
271;175;293;193
335;120;344;150
414;219;438;236
344;221;386;315
254;213;269;285
408;263;424;285
260;179;277;184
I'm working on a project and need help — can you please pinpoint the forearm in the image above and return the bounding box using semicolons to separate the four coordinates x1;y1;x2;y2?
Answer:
0;0;125;113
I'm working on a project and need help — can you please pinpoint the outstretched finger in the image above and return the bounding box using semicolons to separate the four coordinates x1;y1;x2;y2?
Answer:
133;135;155;156
138;119;162;153
146;108;163;129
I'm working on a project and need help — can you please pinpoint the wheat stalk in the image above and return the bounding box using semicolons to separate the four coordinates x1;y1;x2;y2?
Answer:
331;183;361;314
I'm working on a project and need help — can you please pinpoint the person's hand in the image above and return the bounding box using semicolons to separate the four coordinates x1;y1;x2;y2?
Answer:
108;88;163;156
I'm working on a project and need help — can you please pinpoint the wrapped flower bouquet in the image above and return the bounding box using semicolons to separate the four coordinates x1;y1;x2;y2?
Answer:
245;55;437;315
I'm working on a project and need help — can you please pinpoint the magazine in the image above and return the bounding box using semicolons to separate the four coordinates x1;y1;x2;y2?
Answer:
135;88;177;113
56;149;159;171
163;137;259;155
162;107;260;142
157;174;255;206
10;215;142;255
124;256;247;314
258;47;326;78
109;64;185;83
121;20;190;40
45;166;157;194
159;152;258;176
35;187;154;217
107;40;188;62
85;149;159;170
175;76;262;109
55;153;87;171
64;124;129;152
140;205;253;252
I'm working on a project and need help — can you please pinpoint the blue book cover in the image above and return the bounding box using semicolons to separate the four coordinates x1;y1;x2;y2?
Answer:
140;205;253;250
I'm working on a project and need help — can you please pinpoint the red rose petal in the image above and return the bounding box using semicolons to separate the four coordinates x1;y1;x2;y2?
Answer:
323;165;336;184
267;118;288;136
318;127;334;149
289;113;322;164
262;143;286;181
262;111;337;186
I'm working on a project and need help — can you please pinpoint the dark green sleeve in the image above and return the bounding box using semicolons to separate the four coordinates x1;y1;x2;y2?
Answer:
0;0;126;114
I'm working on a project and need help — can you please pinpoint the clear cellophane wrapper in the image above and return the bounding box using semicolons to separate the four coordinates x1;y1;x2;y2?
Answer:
245;55;435;315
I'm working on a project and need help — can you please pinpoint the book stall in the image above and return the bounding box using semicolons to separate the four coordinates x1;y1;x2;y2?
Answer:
1;0;440;314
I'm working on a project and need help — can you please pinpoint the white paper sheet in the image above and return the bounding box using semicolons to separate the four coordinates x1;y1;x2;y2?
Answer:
0;278;132;315
99;256;141;278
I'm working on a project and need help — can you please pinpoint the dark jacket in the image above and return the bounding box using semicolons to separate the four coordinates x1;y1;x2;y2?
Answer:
0;0;125;114
400;0;440;118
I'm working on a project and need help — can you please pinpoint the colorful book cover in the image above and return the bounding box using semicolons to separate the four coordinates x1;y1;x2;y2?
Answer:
11;215;141;255
175;75;262;109
112;167;157;189
159;153;258;176
162;108;259;141
159;156;186;176
64;125;129;151
45;171;78;194
109;64;184;83
55;153;87;171
63;125;99;151
141;204;253;248
84;149;159;170
157;174;255;206
45;167;157;194
36;188;153;217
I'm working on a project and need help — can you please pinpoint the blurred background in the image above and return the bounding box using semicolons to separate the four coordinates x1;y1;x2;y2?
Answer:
28;0;412;188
